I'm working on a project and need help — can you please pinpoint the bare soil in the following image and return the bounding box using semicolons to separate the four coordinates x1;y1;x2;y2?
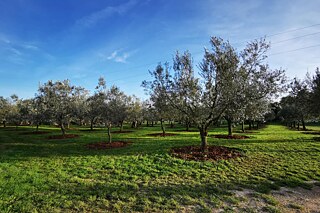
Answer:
85;141;131;150
47;134;79;139
272;184;320;213
147;133;178;137
171;145;243;161
225;182;320;213
211;134;250;139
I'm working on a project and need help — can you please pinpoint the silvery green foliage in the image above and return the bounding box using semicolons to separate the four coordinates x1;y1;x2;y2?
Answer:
103;85;130;126
280;76;312;129
0;96;10;126
37;79;84;135
86;79;107;129
127;95;143;127
71;88;89;125
143;37;286;149
224;38;286;133
311;68;320;116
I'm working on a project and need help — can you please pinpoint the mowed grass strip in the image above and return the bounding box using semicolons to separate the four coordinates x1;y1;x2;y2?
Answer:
0;124;319;212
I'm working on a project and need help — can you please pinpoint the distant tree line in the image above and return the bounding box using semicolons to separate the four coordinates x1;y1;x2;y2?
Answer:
1;36;319;150
275;67;320;130
0;77;144;143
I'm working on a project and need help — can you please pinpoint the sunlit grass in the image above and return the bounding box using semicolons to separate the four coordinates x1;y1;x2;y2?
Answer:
0;123;319;212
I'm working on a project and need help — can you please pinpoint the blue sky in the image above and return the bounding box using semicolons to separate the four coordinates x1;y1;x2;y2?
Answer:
0;0;319;99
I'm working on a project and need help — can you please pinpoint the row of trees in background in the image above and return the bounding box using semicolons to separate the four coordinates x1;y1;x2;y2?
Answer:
1;36;320;149
0;77;145;143
278;68;320;130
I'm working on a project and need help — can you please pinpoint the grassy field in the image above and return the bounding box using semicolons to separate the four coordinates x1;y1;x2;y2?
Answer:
0;123;320;212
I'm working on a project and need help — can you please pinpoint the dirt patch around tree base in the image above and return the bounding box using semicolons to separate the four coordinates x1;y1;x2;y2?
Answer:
47;134;79;139
20;131;50;135
212;134;250;139
147;133;178;137
85;141;131;150
171;145;243;161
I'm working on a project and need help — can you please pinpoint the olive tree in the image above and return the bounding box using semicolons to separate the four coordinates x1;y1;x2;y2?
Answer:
143;36;285;151
72;88;89;126
37;80;84;135
223;38;286;135
0;96;10;127
143;39;239;151
310;68;320;117
287;77;311;130
85;77;116;132
143;65;177;136
127;95;143;129
31;96;47;131
100;85;130;143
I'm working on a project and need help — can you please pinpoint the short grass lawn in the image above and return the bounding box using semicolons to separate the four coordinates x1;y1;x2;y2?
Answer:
0;124;320;212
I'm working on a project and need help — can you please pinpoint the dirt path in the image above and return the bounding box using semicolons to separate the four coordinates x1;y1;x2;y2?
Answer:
220;182;320;212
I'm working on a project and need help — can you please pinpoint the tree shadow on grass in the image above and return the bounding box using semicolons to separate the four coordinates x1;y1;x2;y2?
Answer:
0;136;200;162
17;174;318;212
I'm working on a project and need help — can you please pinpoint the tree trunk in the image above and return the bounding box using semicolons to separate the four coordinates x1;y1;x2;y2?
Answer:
256;121;259;130
3;120;6;128
90;118;94;131
120;121;124;132
248;121;252;130
241;121;245;132
199;126;208;152
293;121;296;128
36;123;39;132
160;119;166;136
60;122;66;136
107;125;112;143
297;122;300;131
147;121;149;127
302;117;306;131
186;118;190;131
227;118;232;136
67;120;70;129
170;121;174;128
131;121;137;128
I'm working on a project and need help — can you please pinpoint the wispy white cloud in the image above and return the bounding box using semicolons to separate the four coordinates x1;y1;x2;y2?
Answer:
75;0;137;29
102;49;137;63
22;44;39;50
0;33;55;65
0;36;11;44
7;47;22;56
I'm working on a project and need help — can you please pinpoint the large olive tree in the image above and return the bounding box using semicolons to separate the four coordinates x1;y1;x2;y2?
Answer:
143;37;285;151
37;80;85;135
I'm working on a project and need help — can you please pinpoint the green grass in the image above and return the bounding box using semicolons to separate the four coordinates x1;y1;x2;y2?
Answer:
0;123;320;212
